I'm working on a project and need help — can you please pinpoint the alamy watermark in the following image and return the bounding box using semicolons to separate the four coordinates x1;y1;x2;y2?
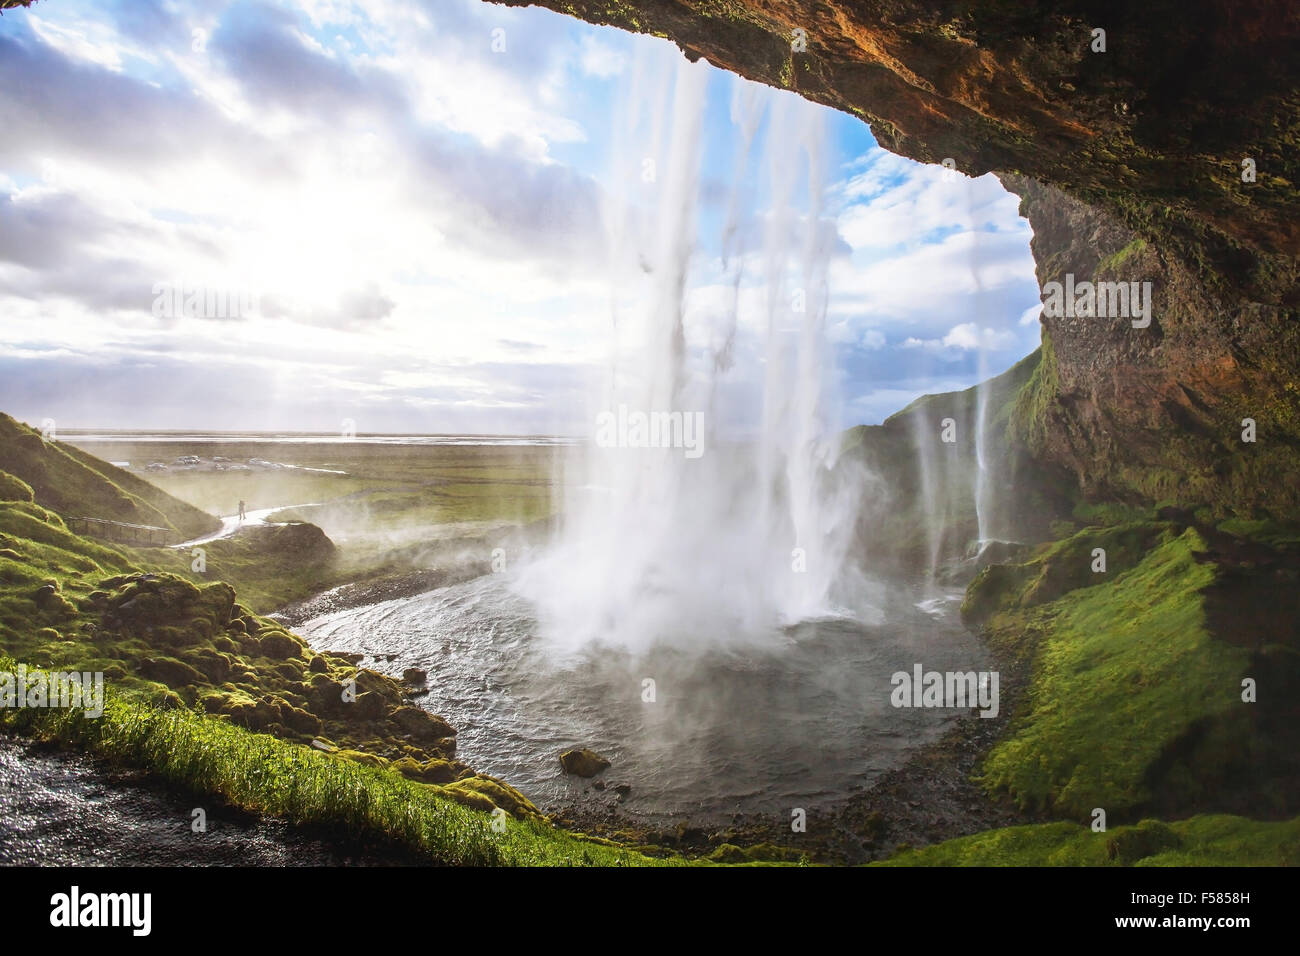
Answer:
0;666;104;718
50;886;151;936
1041;274;1152;328
594;405;705;459
890;664;999;718
152;281;260;320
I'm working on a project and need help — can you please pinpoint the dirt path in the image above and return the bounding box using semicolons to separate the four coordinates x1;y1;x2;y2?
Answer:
172;503;321;549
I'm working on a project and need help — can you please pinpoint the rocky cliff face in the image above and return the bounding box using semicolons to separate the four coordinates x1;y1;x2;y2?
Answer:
499;0;1300;518
1005;174;1300;518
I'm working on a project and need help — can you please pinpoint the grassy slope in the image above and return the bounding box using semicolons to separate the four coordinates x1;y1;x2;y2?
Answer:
888;515;1300;865
862;334;1300;864
976;528;1254;817
0;415;220;539
145;522;348;614
877;815;1300;867
0;663;673;867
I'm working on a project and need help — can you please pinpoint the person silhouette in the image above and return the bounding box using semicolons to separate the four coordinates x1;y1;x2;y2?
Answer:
238;500;246;521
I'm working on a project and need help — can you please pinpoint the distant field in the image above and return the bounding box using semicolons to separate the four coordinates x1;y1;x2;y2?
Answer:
65;439;568;544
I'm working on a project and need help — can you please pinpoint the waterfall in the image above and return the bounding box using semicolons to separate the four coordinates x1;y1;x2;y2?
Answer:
969;176;993;556
515;45;867;653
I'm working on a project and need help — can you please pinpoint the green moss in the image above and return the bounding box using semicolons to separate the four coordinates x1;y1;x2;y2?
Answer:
1216;518;1300;550
434;774;541;821
1072;500;1152;526
0;664;677;867
1008;333;1059;455
962;521;1170;625
876;815;1300;866
333;748;389;768
978;529;1256;817
708;842;808;864
392;755;460;784
1097;237;1148;274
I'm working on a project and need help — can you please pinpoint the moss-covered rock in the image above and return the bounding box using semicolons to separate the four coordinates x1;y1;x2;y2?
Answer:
1105;820;1182;864
257;629;305;660
138;655;205;688
353;691;389;721
440;773;544;821
559;747;611;777
333;749;389;769
392;756;463;785
389;705;455;744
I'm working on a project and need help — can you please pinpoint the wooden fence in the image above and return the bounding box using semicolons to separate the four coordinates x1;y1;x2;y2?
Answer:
67;517;174;547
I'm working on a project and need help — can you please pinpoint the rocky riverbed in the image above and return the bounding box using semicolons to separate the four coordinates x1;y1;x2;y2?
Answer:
0;735;415;866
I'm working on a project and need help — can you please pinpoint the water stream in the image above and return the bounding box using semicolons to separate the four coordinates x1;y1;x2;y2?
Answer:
0;736;403;865
297;574;985;824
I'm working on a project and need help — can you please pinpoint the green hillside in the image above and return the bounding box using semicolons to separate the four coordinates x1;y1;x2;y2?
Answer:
0;414;220;539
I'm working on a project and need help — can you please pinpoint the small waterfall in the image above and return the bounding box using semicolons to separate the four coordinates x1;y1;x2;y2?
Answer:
516;45;867;652
910;410;945;579
969;176;997;557
974;348;991;554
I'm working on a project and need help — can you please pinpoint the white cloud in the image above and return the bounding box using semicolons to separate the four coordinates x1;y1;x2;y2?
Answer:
0;0;1041;432
836;150;1023;252
28;14;128;71
578;34;625;78
900;322;1018;353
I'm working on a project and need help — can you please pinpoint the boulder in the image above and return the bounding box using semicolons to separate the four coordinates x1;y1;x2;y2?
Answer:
247;522;335;560
138;656;205;688
353;691;388;721
392;756;462;785
441;774;543;820
278;703;323;736
257;630;305;660
306;673;349;715
389;705;455;742
181;648;233;683
334;749;389;769
559;747;610;777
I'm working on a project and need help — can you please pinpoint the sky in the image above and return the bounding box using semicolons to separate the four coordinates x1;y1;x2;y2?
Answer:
0;0;1044;436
